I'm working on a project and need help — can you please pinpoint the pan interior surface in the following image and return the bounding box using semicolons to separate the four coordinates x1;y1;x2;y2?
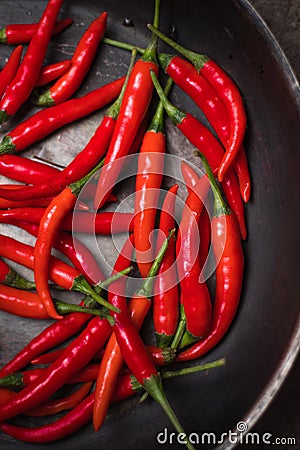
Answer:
0;1;299;449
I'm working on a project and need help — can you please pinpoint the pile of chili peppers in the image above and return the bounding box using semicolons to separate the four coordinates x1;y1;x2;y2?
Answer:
0;0;250;446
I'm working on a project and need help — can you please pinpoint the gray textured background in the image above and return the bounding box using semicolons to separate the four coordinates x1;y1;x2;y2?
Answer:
240;1;300;447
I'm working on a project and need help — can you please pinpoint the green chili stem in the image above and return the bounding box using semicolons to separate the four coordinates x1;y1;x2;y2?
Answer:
147;24;209;72
136;228;175;298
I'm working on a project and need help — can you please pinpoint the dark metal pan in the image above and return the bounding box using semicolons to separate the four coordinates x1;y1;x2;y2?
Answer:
0;1;299;449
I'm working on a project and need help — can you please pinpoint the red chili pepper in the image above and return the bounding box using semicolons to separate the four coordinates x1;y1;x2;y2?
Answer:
0;391;96;443
0;364;101;389
0;316;112;423
34;162;120;319
148;26;247;182
35;59;71;87
134;77;173;277
0;76;125;155
15;221;105;285
158;53;251;202
93;234;135;431
0;234;116;308
0;0;64;123
150;71;247;240
0;257;35;289
36;12;107;106
0;284;104;319
93;229;174;431
180;161;211;268
25;382;93;417
0;154;59;184
0;45;23;99
0;49;136;203
177;153;244;362
153;184;179;347
175;174;212;347
0;359;224;443
0;208;134;234
0;18;73;45
0;309;92;377
93;2;160;210
0;388;15;405
105;237;192;445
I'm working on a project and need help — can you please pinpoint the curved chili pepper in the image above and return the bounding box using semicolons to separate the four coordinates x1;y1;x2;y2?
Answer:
0;308;92;377
0;358;224;443
35;59;71;87
134;77;173;277
0;18;73;45
0;76;125;155
153;184;179;347
0;0;64;124
0;48;137;203
0;284;108;320
148;26;247;182
0;45;23;99
105;239;193;447
0;209;134;234
0;316;112;423
0;364;101;389
93;234;135;431
0;258;35;289
37;12;107;106
177;154;244;362
26;382;93;417
157;53;250;202
15;221;105;285
93;1;161;210
34;160;120;319
0;388;15;405
0;391;96;443
0;154;59;184
175;174;212;347
93;228;175;432
180;161;211;269
150;71;247;239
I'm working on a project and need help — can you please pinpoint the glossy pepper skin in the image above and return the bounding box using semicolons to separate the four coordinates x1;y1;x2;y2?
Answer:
35;59;71;87
0;154;59;184
176;175;212;345
0;48;136;203
0;18;73;44
148;25;247;182
158;53;251;202
0;316;112;423
0;0;64;123
0;76;125;156
0;303;94;378
93;13;160;209
93;234;134;432
0;45;23;99
36;12;108;106
177;154;244;362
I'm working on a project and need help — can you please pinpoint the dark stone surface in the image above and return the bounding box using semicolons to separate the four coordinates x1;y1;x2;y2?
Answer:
238;1;300;447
